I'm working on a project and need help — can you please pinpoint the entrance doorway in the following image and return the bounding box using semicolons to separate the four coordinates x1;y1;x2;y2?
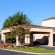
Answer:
30;32;49;46
53;34;55;46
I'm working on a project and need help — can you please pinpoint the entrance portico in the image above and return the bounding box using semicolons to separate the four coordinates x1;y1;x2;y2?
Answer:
25;27;53;47
1;24;54;47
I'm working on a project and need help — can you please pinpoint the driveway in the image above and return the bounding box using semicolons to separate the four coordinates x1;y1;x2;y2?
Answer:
0;49;55;55
35;45;55;50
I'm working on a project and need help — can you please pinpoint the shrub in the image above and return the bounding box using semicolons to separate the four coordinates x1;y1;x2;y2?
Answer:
0;44;13;48
25;43;29;46
0;40;4;44
13;43;16;46
21;43;24;46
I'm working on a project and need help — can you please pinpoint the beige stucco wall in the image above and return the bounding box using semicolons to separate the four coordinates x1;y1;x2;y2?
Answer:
33;34;49;41
1;33;6;44
2;29;10;33
25;37;30;44
30;28;52;32
2;27;53;34
42;20;55;27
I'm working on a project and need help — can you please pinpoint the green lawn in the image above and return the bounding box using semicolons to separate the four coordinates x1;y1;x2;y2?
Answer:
12;48;55;53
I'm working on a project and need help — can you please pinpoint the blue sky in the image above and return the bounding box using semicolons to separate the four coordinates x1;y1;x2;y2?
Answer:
0;0;55;30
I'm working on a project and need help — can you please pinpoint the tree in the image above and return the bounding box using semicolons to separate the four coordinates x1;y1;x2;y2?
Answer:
11;26;30;46
3;12;31;28
0;33;1;39
6;33;16;44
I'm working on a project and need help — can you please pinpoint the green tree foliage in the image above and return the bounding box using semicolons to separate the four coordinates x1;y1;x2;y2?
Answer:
11;27;25;39
0;40;4;44
11;26;30;45
6;33;16;44
3;12;31;28
0;33;1;39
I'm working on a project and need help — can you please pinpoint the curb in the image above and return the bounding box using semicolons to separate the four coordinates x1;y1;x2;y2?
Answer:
0;48;55;54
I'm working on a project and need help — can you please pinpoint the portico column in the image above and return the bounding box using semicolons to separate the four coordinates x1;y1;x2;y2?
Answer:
25;34;30;44
1;33;6;44
48;32;53;47
16;35;20;46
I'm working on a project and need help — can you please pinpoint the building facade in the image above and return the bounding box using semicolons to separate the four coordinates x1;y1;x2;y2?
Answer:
1;17;55;47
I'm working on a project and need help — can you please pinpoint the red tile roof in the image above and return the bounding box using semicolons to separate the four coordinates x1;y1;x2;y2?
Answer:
19;24;53;29
43;17;55;21
2;24;55;31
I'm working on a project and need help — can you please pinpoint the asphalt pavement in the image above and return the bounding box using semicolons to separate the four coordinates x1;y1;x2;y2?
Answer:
0;49;55;55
